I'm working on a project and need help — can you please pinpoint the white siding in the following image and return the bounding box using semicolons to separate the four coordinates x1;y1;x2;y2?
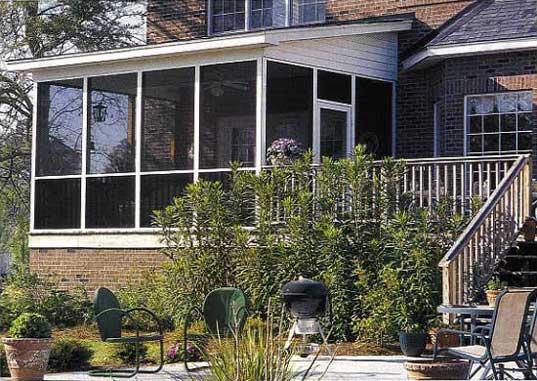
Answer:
264;32;398;81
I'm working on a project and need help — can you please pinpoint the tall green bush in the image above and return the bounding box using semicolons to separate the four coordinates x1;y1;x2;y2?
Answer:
128;147;469;342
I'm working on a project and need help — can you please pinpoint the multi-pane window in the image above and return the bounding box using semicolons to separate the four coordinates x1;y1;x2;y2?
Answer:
211;0;245;33
466;92;533;155
209;0;325;34
294;0;325;24
251;0;273;29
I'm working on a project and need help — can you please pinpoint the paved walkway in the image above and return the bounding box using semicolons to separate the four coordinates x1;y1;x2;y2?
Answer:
1;356;410;380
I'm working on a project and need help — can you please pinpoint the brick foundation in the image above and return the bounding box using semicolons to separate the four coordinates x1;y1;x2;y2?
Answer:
29;248;168;292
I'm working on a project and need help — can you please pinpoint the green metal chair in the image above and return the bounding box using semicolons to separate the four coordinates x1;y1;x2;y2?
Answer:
183;287;248;372
89;287;164;378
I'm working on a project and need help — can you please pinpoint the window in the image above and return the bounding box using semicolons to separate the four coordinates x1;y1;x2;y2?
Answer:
355;77;393;158
266;61;313;159
140;174;192;227
86;176;135;228
200;61;257;169
211;0;245;33
466;92;533;155
142;68;195;171
88;74;137;174
36;79;83;176
209;0;325;34
293;0;325;24
318;70;351;104
34;179;81;229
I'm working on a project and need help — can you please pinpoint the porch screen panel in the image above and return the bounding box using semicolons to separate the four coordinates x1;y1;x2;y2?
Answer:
140;174;192;227
266;61;313;163
88;74;137;174
199;61;257;169
355;77;393;158
36;79;83;176
86;176;135;228
34;179;81;229
318;70;351;104
142;68;195;171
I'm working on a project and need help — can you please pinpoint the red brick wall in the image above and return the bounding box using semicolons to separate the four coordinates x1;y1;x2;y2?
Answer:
29;248;168;292
434;52;537;160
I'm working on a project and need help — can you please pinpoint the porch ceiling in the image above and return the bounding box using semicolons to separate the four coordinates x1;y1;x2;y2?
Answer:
7;17;412;76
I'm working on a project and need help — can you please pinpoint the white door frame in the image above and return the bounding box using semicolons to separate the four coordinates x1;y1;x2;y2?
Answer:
315;99;353;163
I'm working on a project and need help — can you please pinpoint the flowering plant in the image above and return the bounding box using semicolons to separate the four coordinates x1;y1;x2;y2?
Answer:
266;138;305;165
167;342;202;362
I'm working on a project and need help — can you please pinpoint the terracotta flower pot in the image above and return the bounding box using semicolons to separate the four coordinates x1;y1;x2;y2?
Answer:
404;359;470;380
429;328;459;348
486;289;502;307
2;338;52;381
521;217;537;242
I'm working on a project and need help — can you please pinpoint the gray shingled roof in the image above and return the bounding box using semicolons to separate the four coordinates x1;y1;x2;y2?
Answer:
428;0;537;47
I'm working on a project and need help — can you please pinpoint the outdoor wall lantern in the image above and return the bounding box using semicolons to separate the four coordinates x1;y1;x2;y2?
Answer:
92;101;108;123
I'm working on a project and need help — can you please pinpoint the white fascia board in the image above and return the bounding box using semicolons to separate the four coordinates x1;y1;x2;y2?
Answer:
403;37;537;70
7;33;275;73
7;20;412;74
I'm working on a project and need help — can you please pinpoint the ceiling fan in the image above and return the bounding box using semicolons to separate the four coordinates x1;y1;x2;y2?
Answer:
203;78;250;97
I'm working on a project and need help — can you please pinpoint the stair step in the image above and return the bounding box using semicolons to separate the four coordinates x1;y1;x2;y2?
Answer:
499;271;537;275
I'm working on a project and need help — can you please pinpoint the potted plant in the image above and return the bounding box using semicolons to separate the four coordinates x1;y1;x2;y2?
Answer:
266;138;305;166
485;277;507;307
1;313;53;381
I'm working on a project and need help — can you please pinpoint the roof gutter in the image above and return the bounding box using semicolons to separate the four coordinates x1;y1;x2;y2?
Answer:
7;19;412;74
403;37;537;71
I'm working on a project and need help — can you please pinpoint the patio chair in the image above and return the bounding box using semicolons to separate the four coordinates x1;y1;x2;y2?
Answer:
183;287;248;372
433;288;537;380
89;287;164;379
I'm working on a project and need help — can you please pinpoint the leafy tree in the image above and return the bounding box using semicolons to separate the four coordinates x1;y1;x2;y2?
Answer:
0;0;146;270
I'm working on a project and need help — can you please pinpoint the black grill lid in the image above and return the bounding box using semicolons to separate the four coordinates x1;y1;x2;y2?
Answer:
282;278;328;298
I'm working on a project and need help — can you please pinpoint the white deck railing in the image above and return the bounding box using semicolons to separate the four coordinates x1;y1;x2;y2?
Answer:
438;154;532;305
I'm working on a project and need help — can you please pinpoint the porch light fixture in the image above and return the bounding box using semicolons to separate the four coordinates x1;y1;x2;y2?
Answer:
92;101;108;123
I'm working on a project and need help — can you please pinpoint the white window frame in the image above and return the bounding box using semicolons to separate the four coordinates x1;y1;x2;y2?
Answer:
31;56;396;235
208;0;326;35
463;91;533;156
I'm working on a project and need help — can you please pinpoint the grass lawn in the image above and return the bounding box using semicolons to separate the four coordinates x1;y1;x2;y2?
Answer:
51;325;402;370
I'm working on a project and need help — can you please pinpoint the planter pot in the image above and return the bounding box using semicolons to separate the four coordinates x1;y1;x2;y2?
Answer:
428;328;459;348
486;289;502;307
404;359;470;380
1;338;52;381
399;332;427;357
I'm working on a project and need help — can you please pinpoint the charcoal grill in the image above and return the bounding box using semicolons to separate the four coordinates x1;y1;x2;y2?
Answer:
282;277;331;354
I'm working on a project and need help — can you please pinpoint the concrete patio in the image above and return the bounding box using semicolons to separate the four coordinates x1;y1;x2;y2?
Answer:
1;356;410;380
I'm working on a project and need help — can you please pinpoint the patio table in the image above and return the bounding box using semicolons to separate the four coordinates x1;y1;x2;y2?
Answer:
437;304;494;345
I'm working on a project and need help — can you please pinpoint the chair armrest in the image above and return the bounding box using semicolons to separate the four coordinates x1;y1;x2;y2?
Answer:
126;307;164;335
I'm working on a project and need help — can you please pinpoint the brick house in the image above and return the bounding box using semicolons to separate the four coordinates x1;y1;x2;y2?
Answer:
6;0;537;299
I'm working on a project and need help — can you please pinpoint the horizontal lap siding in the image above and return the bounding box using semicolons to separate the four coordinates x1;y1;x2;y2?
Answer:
264;33;398;81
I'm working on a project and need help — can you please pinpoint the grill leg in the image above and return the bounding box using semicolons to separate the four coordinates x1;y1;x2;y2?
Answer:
318;323;332;356
285;321;297;351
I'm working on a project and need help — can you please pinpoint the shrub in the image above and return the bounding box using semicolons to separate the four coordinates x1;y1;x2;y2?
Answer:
48;339;92;372
8;313;51;339
115;342;148;364
139;146;468;342
0;271;92;330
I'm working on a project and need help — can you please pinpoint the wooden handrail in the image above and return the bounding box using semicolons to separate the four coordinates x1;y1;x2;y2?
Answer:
439;154;531;267
438;154;532;305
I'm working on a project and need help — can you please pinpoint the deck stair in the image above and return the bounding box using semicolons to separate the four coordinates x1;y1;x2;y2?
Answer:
496;242;537;287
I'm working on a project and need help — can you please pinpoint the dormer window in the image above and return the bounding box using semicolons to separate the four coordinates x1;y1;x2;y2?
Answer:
209;0;326;34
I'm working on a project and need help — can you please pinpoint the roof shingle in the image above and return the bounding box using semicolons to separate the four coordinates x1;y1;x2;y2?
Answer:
428;0;537;47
